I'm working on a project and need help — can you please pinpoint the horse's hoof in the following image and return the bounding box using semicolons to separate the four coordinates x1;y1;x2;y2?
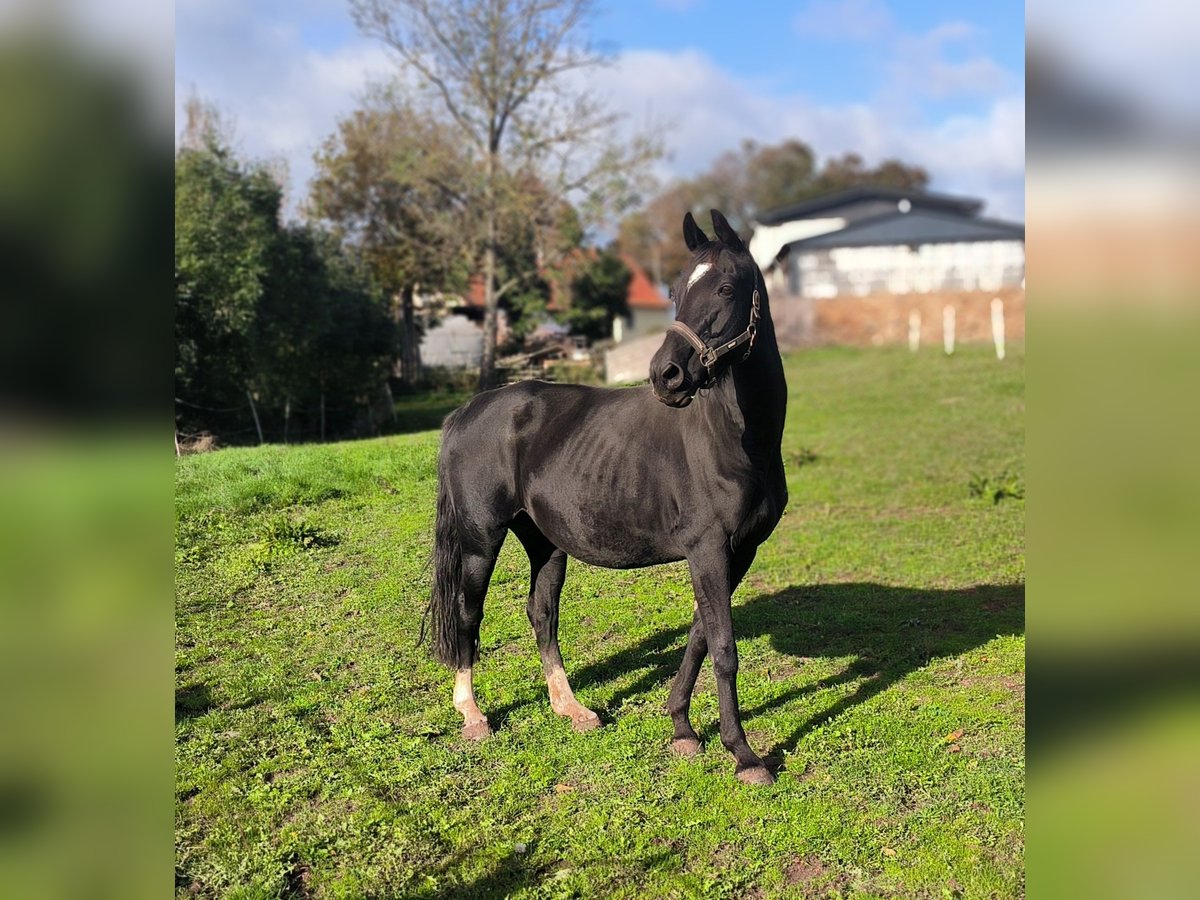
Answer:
571;713;602;733
670;737;702;757
461;720;492;741
736;766;776;786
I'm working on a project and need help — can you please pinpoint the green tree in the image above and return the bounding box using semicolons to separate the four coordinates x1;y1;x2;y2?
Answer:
492;178;585;348
561;251;630;341
175;118;280;422
176;100;394;443
309;95;476;386
812;151;928;197
744;139;818;213
303;235;396;439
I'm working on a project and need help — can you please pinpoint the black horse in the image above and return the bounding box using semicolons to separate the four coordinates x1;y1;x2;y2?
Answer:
425;210;788;784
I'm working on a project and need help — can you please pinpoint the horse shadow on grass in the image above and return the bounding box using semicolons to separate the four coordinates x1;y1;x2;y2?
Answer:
364;847;677;899
547;582;1025;762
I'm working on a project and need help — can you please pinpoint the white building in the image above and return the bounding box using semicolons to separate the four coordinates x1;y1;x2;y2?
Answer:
749;187;1025;346
752;187;1025;300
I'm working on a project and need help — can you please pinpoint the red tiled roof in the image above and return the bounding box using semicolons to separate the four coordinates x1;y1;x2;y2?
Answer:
622;256;670;310
466;275;486;308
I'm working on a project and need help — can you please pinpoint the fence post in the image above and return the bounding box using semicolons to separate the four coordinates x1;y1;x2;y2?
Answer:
908;310;921;352
991;297;1006;360
943;305;956;355
246;388;264;445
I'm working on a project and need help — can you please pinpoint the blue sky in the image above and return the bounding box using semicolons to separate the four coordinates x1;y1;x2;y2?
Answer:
175;0;1025;220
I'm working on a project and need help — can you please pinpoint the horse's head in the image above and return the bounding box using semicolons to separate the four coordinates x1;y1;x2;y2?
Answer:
650;209;762;408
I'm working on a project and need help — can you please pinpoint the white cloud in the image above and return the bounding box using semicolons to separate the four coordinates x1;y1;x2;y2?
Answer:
175;8;1024;223
793;0;894;43
591;49;1025;219
175;4;394;215
889;21;1012;100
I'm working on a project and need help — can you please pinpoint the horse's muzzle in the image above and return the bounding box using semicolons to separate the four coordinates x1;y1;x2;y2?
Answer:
650;359;696;407
652;387;694;408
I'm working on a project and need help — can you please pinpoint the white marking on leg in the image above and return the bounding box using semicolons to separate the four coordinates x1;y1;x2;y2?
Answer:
546;665;600;730
454;668;487;725
686;262;712;292
546;665;577;714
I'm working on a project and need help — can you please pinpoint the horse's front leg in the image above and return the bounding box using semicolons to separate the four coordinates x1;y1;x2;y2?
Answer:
668;545;756;757
688;544;774;785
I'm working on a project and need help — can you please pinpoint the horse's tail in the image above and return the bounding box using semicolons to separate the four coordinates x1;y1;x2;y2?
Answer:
420;414;467;668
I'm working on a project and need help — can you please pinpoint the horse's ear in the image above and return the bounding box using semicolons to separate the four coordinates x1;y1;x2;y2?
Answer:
710;209;744;251
683;211;708;251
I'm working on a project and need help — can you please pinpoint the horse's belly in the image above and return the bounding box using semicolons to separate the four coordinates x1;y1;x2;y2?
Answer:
563;540;681;570
525;495;680;570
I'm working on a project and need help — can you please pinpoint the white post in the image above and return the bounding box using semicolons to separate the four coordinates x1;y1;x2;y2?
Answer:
991;297;1006;360
908;310;921;352
943;305;956;355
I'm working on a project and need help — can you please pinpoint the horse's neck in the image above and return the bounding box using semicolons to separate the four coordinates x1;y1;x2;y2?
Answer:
709;317;787;459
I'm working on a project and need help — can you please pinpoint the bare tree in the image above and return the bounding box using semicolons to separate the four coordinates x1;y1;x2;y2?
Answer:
351;0;657;388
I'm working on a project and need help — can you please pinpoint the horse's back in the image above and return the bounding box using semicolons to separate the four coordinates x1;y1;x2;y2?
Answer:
438;379;633;499
438;380;688;567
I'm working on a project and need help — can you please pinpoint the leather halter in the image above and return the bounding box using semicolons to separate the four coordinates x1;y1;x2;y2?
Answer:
668;289;760;374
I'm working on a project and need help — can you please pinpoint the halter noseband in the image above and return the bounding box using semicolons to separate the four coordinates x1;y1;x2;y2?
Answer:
667;289;761;374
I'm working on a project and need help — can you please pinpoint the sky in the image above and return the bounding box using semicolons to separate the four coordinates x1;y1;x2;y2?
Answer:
174;0;1026;223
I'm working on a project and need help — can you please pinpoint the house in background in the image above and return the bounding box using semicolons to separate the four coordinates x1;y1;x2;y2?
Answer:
419;313;486;369
612;255;671;343
750;186;1025;347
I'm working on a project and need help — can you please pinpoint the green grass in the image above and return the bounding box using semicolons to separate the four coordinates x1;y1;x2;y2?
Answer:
390;390;474;435
176;345;1025;899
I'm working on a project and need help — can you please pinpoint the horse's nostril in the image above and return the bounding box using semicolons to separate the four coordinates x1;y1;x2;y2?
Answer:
661;362;683;389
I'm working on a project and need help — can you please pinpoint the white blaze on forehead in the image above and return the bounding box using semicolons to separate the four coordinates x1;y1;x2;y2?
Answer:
686;262;712;292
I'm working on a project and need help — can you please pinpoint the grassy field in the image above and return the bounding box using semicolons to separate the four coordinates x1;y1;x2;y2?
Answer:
175;345;1025;899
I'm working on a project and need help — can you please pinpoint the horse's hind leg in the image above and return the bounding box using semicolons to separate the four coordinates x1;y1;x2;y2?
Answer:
454;545;500;741
667;608;707;756
512;515;601;733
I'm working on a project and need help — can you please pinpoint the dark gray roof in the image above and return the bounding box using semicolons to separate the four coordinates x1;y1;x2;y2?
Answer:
783;208;1024;251
755;186;983;225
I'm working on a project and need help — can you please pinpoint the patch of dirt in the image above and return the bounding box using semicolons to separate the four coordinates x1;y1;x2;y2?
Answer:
785;855;827;885
178;432;219;454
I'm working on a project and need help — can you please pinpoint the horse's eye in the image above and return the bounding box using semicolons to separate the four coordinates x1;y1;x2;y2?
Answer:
718;283;734;297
